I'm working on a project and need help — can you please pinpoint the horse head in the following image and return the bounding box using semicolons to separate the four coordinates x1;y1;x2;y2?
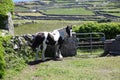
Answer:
66;25;72;37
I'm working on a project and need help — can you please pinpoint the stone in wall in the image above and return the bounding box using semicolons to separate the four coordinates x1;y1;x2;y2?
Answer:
103;35;120;56
5;12;14;36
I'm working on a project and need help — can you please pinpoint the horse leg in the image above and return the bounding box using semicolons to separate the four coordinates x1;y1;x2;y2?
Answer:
35;45;41;60
41;43;47;61
54;45;59;58
55;45;63;60
58;49;63;59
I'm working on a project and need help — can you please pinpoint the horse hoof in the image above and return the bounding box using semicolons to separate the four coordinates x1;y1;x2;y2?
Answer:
41;59;46;62
55;58;63;61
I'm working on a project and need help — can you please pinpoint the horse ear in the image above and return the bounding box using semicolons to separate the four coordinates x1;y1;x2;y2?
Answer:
67;25;70;28
67;25;69;28
67;25;72;29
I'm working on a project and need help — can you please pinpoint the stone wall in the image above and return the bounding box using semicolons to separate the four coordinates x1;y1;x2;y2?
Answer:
0;12;14;36
103;35;120;56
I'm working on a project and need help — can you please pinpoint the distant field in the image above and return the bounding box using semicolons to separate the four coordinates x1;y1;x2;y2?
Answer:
17;12;43;16
107;13;120;17
14;20;85;35
100;12;120;17
42;8;94;15
102;8;120;11
101;8;120;17
14;6;28;11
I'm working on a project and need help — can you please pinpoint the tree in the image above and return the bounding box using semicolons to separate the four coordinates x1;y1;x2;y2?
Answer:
0;0;14;29
0;0;14;15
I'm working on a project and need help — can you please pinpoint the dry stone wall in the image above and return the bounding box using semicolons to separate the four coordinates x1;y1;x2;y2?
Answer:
104;35;120;56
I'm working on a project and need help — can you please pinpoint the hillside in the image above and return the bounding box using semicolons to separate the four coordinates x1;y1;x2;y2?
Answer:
14;0;120;21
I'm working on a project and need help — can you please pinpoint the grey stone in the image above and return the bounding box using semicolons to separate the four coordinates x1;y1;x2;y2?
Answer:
104;35;120;56
5;12;14;36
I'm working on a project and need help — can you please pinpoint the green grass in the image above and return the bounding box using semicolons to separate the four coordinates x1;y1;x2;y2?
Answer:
100;12;120;17
102;8;120;11
42;8;94;15
77;49;104;58
100;8;120;17
14;6;28;11
107;13;120;17
17;12;43;16
3;49;120;80
4;55;120;80
14;20;85;35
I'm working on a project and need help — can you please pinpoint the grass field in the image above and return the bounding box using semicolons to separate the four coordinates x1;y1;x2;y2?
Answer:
17;12;43;16
42;8;94;15
3;51;120;80
106;13;120;17
15;6;28;11
14;20;86;35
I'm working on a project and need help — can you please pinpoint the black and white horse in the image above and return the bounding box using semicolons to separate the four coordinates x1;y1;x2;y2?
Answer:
31;25;72;61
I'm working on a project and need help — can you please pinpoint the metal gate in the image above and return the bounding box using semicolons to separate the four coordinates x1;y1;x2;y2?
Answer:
76;32;105;54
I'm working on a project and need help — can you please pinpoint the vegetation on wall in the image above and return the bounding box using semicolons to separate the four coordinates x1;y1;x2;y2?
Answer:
0;0;14;29
0;35;36;79
0;36;6;78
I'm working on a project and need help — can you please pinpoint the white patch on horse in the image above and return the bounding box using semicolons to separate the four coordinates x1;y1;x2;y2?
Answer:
51;28;67;41
51;30;60;41
70;29;72;37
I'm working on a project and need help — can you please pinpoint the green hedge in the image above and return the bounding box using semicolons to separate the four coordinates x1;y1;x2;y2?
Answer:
0;36;6;78
0;0;14;15
0;35;36;78
73;22;120;39
3;36;26;72
0;0;14;28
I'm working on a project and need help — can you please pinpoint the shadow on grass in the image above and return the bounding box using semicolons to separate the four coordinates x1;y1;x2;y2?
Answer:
27;58;63;65
27;58;52;65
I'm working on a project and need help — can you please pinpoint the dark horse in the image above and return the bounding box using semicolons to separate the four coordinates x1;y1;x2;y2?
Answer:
31;25;72;61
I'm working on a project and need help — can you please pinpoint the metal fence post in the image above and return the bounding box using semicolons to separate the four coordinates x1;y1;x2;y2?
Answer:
90;33;92;54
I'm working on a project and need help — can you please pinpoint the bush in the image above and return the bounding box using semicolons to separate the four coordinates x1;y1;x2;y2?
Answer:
0;0;14;15
2;36;36;71
0;37;6;78
0;36;28;78
0;34;36;78
0;0;14;28
73;22;120;39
